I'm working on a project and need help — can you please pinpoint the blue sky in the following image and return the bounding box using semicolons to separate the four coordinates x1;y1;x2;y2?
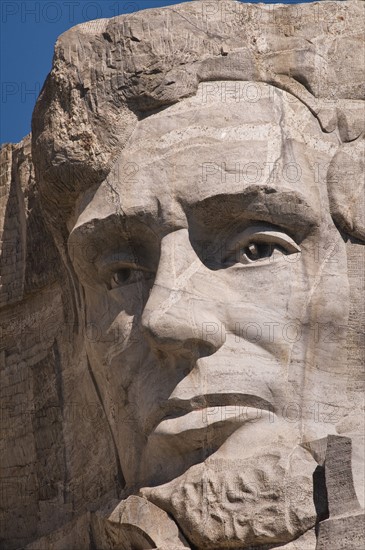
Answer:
1;0;315;144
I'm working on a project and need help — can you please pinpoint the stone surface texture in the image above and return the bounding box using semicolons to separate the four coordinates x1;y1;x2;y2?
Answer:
0;1;364;549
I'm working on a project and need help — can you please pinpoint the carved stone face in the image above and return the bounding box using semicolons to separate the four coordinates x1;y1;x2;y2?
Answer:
69;83;349;547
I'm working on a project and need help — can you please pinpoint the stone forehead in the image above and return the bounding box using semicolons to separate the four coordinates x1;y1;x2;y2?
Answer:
72;83;337;232
125;82;334;152
31;0;364;232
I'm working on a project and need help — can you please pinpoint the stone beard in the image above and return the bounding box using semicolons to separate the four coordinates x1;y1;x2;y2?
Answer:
68;82;350;548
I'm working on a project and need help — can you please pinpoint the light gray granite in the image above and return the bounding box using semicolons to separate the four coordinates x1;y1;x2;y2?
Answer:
1;1;364;548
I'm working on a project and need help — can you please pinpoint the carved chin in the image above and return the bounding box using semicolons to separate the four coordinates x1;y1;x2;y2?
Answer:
141;445;320;549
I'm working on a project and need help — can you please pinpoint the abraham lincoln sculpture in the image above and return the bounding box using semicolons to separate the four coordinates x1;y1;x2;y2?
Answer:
0;1;364;549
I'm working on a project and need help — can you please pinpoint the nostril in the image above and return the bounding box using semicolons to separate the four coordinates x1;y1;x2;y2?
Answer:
182;338;221;360
141;314;186;355
141;311;224;359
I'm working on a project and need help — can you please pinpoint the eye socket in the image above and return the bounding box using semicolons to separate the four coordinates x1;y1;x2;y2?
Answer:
109;266;155;289
111;268;133;288
240;242;274;262
224;226;301;267
101;252;155;290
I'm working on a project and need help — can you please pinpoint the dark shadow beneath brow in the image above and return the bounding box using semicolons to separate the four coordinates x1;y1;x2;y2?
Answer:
183;186;319;238
182;186;318;269
69;211;161;266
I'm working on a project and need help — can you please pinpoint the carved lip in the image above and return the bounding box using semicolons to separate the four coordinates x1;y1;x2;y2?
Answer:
146;393;274;435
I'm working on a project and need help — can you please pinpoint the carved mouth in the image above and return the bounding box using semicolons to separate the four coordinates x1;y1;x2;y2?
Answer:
146;393;275;436
154;406;274;438
140;394;277;489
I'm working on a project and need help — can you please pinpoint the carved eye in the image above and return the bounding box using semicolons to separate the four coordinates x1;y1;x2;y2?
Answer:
109;266;155;289
238;242;274;262
111;268;133;288
224;226;300;266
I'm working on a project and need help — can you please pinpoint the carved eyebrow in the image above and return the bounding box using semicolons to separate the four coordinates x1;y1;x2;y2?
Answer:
68;211;159;265
69;214;125;255
185;186;319;237
69;185;319;262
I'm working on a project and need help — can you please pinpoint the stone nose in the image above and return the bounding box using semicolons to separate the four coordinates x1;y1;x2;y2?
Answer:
141;229;226;357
